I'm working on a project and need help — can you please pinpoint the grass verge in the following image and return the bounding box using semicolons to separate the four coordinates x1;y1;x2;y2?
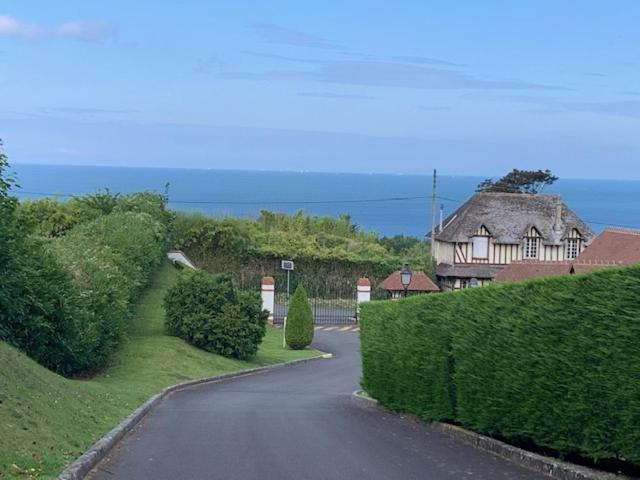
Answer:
0;261;319;479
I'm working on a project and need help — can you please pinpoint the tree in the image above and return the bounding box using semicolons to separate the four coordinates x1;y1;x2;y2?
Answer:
476;169;558;194
285;284;314;349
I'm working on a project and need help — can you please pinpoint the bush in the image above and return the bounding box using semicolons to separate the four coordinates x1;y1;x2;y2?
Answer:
0;142;170;374
164;271;267;359
360;265;640;465
285;285;314;349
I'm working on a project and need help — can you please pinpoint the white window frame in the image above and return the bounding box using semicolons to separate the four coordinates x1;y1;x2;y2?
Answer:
524;237;539;259
472;236;489;259
565;238;580;259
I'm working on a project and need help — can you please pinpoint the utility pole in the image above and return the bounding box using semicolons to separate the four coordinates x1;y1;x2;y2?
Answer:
430;169;437;259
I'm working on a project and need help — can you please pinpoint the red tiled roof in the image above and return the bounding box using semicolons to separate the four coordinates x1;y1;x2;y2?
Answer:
496;259;627;283
576;228;640;264
495;261;573;283
378;271;440;292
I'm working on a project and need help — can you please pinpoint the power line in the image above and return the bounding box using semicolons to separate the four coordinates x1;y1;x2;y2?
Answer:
16;190;431;205
13;189;640;230
16;189;464;205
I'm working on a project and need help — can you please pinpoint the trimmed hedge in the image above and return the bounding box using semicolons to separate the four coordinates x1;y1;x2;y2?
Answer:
50;211;167;371
1;208;168;375
360;265;640;464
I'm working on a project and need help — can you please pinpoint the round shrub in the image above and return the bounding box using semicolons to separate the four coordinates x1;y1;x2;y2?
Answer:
164;270;267;359
285;284;314;349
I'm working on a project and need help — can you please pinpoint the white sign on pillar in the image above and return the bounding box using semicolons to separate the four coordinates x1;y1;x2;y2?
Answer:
261;277;275;324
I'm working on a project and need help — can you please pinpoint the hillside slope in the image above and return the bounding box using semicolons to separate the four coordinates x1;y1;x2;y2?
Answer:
0;262;317;479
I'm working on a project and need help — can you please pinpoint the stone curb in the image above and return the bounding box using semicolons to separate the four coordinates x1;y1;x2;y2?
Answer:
58;353;330;480
351;391;622;480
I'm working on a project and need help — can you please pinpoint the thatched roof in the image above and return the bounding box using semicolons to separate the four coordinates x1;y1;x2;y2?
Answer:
433;193;594;246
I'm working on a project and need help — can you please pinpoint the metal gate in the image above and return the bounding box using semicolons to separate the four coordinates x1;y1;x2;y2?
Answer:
272;274;357;325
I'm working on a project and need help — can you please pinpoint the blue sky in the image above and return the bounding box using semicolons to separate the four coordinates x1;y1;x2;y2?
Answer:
1;1;639;179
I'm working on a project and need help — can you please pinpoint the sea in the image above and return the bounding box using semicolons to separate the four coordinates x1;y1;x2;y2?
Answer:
9;164;640;238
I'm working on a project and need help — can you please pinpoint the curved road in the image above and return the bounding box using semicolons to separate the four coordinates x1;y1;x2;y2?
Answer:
89;331;547;480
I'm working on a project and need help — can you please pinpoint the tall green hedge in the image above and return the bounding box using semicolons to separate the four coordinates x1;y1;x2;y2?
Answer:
49;210;167;372
360;265;640;464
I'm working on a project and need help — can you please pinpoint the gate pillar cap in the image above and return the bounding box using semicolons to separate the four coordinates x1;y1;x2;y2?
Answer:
357;277;371;287
261;276;275;286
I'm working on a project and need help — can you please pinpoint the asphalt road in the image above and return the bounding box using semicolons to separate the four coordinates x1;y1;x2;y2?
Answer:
89;331;548;480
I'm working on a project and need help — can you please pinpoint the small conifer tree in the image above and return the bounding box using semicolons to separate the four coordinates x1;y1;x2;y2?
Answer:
285;284;314;349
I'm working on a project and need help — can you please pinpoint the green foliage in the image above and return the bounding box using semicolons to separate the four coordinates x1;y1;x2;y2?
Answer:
74;188;120;215
360;295;456;420
164;270;267;359
47;211;168;371
476;169;558;194
378;234;421;255
360;266;640;464
0;155;170;374
0;235;83;375
0;141;83;374
17;190;172;239
285;284;314;349
170;209;434;290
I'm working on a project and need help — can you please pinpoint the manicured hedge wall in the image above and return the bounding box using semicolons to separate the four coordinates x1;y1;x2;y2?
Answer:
50;211;167;372
360;265;640;464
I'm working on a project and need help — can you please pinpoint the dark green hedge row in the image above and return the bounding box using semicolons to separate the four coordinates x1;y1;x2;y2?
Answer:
49;210;168;372
2;206;168;375
360;265;640;464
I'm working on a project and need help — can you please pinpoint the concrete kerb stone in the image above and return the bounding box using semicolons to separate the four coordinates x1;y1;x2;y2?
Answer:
351;391;623;480
58;352;331;480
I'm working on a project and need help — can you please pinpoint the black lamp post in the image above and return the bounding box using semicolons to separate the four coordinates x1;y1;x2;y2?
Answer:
400;263;412;297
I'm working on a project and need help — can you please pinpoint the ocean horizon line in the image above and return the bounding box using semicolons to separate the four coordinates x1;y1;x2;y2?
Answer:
8;162;640;183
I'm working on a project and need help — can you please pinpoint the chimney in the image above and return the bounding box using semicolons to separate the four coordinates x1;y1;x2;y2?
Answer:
554;196;563;233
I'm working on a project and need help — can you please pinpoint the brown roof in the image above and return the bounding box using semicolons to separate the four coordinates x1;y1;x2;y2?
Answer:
378;271;440;292
576;228;640;264
357;277;371;287
495;261;573;283
496;259;625;283
433;193;594;246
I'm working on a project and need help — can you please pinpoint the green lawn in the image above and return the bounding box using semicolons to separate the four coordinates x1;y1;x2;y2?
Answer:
0;262;319;479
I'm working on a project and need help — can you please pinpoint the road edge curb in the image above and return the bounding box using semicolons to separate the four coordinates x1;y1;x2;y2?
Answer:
351;391;620;480
58;352;330;480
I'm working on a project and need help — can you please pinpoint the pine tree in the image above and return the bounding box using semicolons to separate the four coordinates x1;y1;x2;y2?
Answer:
285;284;314;349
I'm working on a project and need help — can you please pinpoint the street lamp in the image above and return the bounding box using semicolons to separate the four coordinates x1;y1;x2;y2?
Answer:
400;263;412;297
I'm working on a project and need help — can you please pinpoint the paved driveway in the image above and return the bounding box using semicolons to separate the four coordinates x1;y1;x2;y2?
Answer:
89;331;547;480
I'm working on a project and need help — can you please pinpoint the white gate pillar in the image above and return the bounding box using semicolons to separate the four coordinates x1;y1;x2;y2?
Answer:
357;278;371;304
261;276;275;324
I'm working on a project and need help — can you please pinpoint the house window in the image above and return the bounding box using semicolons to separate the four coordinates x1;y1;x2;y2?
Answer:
472;236;489;259
524;237;539;259
566;238;580;259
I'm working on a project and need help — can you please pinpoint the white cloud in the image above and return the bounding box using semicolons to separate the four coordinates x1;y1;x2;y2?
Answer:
0;14;116;42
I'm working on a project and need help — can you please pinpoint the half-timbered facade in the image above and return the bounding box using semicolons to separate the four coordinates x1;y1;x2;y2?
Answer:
432;193;594;290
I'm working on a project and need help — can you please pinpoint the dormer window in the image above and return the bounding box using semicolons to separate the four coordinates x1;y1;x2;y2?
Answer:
565;238;581;259
472;236;489;259
523;226;542;259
